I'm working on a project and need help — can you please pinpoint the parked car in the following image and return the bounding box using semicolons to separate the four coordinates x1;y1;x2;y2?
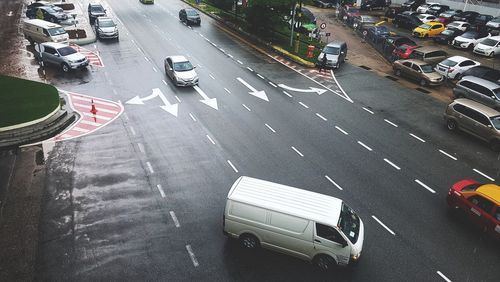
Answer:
393;59;444;86
179;8;201;26
416;2;440;14
29;6;68;23
446;178;500;237
402;0;425;11
438;9;462;25
340;5;360;26
433;28;464;45
471;14;494;32
473;36;500;57
164;55;199;86
452;31;491;50
23;19;69;45
88;3;106;24
26;1;64;18
462;66;500;84
452;11;480;23
435;56;480;79
352;15;378;30
408;46;447;65
312;0;335;8
486;17;500;31
385;35;417;51
317;40;348;69
95;17;118;40
453;76;500;110
394;14;422;30
416;14;437;23
447;21;470;32
360;0;390;11
426;4;450;17
366;25;391;43
34;42;88;72
139;0;155;4
413;22;445;38
392;44;421;60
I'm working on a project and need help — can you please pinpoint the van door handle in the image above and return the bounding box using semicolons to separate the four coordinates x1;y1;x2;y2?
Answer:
314;239;321;243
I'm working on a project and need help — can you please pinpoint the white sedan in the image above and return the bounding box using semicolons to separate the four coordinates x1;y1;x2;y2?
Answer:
416;14;437;23
434;56;480;80
416;3;440;14
446;21;470;32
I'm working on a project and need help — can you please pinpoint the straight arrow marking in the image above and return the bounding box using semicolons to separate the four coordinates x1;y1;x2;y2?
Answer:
236;77;269;101
193;85;218;110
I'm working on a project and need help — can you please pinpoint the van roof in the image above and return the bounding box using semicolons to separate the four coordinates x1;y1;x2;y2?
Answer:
228;176;342;226
24;19;62;29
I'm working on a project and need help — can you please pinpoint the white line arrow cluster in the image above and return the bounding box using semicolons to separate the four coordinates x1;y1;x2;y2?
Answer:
126;88;179;117
193;85;218;110
278;84;327;95
237;77;269;101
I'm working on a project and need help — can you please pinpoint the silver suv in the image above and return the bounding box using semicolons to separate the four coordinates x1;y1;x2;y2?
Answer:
453;76;500;110
444;98;500;151
35;42;89;72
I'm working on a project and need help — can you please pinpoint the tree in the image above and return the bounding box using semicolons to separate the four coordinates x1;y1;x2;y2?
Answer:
245;0;295;36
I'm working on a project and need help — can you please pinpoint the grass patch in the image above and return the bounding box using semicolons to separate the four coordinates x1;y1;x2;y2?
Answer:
0;75;60;128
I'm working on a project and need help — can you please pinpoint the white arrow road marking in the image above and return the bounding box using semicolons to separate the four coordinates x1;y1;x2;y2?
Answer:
193;85;218;110
237;77;269;101
125;88;179;117
278;84;327;95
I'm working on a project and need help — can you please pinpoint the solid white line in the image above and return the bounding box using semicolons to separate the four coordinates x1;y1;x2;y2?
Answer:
371;215;396;235
415;179;436;194
206;135;215;145
130;126;136;136
224;88;231;94
335;126;348;135
189;113;197;122
269;82;277;87
384;158;401;170
473;169;495;181
316;113;327;121
227;160;238;173
265;123;276;133
170;211;180;228
209;74;215;80
175;96;181;103
291;146;304;157
257;74;264;79
156;184;166;198
409;133;426;143
384;119;398;127
325;175;343;190
162;80;168;86
362;107;374;114
298;102;309;109
144;56;149;62
246;67;253;72
138;143;145;153
237;60;243;64
153;67;158;72
146;162;154;174
436;271;452;282
357;141;373;152
242;104;251;111
439;150;457;161
185;245;199;267
283;91;293;98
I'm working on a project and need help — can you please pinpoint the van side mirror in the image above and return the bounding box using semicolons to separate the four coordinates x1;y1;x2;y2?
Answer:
341;240;348;248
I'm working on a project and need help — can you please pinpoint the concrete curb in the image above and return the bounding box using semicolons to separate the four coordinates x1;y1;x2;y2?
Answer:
0;104;60;132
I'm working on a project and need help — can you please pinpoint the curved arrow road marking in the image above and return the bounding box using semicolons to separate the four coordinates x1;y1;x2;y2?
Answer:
126;88;178;117
236;77;269;101
277;84;327;95
193;85;218;110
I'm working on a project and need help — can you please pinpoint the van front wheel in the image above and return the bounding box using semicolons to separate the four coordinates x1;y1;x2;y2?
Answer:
314;254;335;271
239;234;259;250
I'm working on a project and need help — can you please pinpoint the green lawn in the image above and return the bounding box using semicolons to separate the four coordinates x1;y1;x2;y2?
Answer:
0;75;60;128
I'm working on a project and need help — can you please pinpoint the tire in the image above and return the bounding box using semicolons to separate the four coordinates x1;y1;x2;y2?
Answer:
489;52;495;58
490;140;500;152
61;63;70;73
419;79;427;87
446;119;457;131
313;255;335;271
395;69;401;76
239;234;259;250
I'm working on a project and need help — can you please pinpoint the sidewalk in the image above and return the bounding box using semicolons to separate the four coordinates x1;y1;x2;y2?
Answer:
50;0;96;45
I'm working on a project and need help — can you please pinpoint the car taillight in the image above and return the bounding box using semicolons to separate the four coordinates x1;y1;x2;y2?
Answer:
453;190;462;197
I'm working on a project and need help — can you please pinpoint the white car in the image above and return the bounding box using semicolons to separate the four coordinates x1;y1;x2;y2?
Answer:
416;3;440;14
473;36;500;57
416;14;437;23
446;21;470;32
434;56;480;80
452;31;491;49
164;55;199;86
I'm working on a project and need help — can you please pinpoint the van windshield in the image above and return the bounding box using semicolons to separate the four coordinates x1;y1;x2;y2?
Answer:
338;202;360;244
48;27;67;36
324;46;340;55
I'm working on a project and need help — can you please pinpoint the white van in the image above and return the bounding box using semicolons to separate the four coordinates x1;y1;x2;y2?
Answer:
23;19;69;45
223;176;364;271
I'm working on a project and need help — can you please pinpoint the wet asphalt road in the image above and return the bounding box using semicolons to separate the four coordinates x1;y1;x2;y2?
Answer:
33;0;500;281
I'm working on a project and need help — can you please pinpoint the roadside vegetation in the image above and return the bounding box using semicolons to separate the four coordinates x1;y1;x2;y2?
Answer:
0;75;60;128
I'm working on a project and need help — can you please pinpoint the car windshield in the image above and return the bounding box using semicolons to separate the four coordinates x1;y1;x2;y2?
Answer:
47;27;66;36
186;10;198;16
337;202;360;244
57;46;76;56
421;64;434;73
91;6;104;12
491;17;500;23
173;61;194;71
491;116;500;130
440;59;458;67
480;38;498;47
461;32;477;39
99;20;115;27
419;23;431;29
324;46;340;55
44;7;57;13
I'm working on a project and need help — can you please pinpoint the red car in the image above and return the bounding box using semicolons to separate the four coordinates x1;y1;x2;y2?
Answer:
392;44;420;60
447;179;500;239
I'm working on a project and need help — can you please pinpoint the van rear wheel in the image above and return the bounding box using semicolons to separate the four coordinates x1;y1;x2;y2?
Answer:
239;234;259;250
314;255;335;271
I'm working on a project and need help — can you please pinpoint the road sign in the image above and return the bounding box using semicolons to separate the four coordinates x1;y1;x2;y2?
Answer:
320;23;326;29
326;33;331;36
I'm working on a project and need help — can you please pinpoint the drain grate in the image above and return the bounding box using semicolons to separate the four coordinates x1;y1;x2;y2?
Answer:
359;65;371;70
415;87;431;94
385;75;398;81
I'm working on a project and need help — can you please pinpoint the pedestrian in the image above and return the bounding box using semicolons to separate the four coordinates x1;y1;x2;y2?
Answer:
318;53;327;73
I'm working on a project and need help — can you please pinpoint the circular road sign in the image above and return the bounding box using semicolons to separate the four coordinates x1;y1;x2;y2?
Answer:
320;23;326;29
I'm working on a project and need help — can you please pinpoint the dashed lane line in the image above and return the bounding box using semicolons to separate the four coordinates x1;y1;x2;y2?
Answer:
185;245;199;267
269;82;277;87
156;184;166;198
227;160;239;173
357;141;373;152
298;102;309;109
189;113;197;122
138;143;145;154
384;119;398;128
265;123;276;133
130;126;136;136
257;74;264;79
291;146;304;157
246;67;253;72
409;133;426;143
206;135;216;145
146;162;154;174
224;88;231;94
335;126;349;135
372;215;396;236
283;91;293;98
473;169;495;181
437;271;452;282
170;211;181;228
384;158;401;170
242;104;251;111
209;74;215;80
325;175;343;190
175;96;181;103
316;113;327;121
439;150;457;161
415;179;436;194
362;107;374;114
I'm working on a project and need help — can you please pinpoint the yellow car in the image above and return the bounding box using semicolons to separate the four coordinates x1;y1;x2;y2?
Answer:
412;22;445;38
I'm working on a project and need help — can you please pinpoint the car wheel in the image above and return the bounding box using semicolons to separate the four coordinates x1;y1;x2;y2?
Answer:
419;79;427;87
489;52;495;58
61;63;70;73
395;69;401;76
239;234;259;250
314;255;335;271
446;119;457;131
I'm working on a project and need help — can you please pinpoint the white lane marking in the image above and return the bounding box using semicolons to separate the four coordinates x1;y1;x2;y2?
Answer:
130;126;136;136
227;54;233;58
330;70;354;103
211;42;217;47
269;82;277;87
82;112;112;121
156;184;166;198
146;162;154;174
153;67;158;72
209;74;215;80
325;175;343;190
227;160;238;173
437;271;452;282
335;126;348;135
362;107;374;114
72;127;89;133
131;39;135;44
316;113;327;121
246;67;253;72
473;169;495;181
224;88;231;94
219;48;225;53
123;112;129;121
112;89;118;95
409;133;426;142
283;91;293;98
144;56;149;62
257;74;264;79
384;158;401;170
242;104;251;111
175;96;181;103
206;135;215;145
71;96;117;107
415;179;436;194
298;102;309;109
189;113;197;122
291;146;304;157
265;123;276;133
439;150;457;161
137;47;142;52
170;211;181;228
357;141;373;152
162;80;168;86
384;119;398;128
185;245;199;267
80;120;102;126
237;60;243;65
371;215;396;236
138;143;145;153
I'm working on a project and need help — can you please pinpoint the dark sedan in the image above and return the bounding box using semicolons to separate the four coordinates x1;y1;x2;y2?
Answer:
432;28;464;45
366;25;391;43
179;8;201;26
461;66;500;84
393;14;422;30
452;11;480;23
